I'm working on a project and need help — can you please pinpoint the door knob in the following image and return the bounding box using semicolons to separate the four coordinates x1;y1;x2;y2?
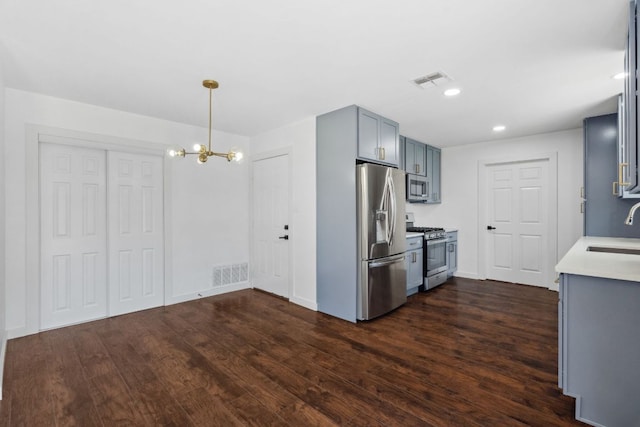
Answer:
279;235;289;240
487;226;496;230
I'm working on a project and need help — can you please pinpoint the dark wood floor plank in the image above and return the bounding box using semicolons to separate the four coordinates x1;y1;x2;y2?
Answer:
156;305;340;426
177;387;245;427
44;328;103;426
5;334;56;426
95;322;194;426
0;278;585;426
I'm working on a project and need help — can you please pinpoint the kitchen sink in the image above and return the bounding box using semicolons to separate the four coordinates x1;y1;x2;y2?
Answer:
586;246;640;255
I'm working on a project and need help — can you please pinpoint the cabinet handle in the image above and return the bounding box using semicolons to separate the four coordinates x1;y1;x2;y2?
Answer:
416;164;420;174
619;162;631;187
580;186;585;199
412;252;417;263
380;147;385;160
613;181;619;196
580;201;585;214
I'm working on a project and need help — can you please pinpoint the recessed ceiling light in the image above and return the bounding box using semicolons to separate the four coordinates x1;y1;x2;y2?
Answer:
444;88;461;97
613;72;627;80
493;125;506;132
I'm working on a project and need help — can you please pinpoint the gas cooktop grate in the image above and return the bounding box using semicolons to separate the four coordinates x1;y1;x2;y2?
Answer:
406;226;445;232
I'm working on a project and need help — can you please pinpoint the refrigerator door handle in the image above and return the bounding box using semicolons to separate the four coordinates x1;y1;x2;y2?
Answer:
389;174;396;246
385;170;397;247
378;169;395;247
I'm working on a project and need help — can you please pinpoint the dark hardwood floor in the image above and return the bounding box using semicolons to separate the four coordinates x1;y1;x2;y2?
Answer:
0;277;585;426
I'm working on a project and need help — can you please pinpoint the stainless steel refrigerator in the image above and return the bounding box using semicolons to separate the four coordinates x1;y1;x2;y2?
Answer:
356;163;407;320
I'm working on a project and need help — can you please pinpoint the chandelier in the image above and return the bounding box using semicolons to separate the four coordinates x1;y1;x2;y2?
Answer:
168;79;243;164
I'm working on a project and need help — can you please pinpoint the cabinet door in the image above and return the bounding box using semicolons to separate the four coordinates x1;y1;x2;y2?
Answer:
425;146;441;203
447;242;457;274
404;138;416;173
380;117;399;166
425;147;433;199
432;149;441;202
357;108;399;166
415;143;426;176
358;108;381;162
406;249;423;288
629;0;639;192
404;138;426;175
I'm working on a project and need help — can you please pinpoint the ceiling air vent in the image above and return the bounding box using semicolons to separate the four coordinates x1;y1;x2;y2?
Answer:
412;72;452;89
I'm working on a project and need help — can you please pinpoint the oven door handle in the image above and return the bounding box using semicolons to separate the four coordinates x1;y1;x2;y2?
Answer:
427;237;447;243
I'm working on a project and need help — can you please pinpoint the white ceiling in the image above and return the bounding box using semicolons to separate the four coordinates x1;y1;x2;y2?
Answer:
0;0;630;146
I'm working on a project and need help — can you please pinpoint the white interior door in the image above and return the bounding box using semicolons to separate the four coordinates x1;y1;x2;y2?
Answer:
486;159;550;287
40;143;108;329
252;153;290;298
108;151;164;316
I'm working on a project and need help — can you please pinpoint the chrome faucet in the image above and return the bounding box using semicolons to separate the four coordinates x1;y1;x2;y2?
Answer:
625;201;640;225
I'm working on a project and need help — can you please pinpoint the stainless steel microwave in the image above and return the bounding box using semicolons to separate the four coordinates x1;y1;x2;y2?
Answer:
406;174;430;203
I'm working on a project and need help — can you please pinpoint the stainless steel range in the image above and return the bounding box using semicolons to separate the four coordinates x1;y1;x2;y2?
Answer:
405;213;448;290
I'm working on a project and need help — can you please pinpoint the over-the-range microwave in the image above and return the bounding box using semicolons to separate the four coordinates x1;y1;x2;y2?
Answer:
406;174;430;203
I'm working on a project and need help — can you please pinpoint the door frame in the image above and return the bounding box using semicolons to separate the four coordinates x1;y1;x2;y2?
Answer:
250;148;293;299
24;125;173;335
477;152;558;290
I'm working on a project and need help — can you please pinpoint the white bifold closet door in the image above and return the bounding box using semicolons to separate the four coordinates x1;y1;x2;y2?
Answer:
40;144;164;330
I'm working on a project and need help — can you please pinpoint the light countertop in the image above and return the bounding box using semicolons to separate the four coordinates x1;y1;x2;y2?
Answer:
555;236;640;282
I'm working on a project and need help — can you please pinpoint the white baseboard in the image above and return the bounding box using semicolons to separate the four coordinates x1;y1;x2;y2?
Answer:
7;326;30;340
165;282;253;306
0;329;7;400
290;295;317;311
453;271;481;280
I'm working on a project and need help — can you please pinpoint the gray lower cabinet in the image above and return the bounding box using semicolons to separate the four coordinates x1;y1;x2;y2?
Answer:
357;107;399;167
558;273;640;427
405;235;423;295
445;231;457;277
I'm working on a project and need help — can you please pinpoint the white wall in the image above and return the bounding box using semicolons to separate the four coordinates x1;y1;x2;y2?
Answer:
250;117;317;310
247;119;584;308
0;50;7;398
410;128;584;281
4;89;251;337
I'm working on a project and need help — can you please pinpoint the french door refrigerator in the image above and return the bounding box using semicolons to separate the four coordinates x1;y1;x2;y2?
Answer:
356;163;407;320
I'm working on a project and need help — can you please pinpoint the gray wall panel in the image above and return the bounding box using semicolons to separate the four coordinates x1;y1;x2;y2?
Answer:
316;106;358;322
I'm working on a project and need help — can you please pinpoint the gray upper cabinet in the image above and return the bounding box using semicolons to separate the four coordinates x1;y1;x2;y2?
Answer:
357;107;399;166
404;137;426;176
615;0;640;197
426;145;441;204
402;135;442;204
